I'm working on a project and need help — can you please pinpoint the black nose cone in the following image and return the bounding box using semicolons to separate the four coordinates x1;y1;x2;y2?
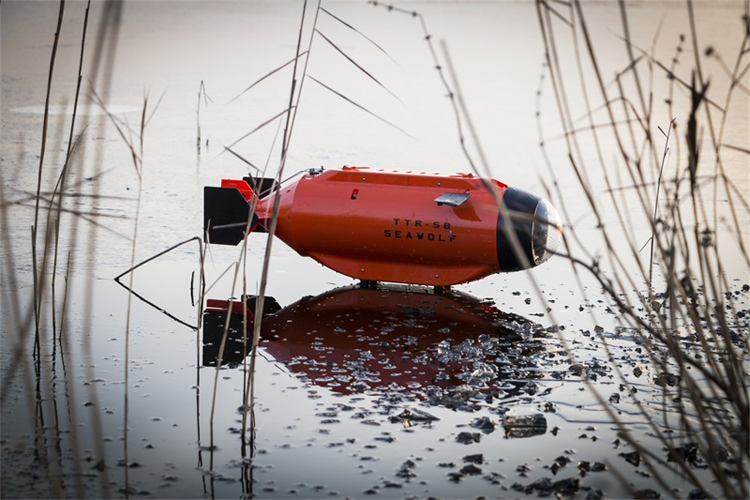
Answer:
496;188;562;272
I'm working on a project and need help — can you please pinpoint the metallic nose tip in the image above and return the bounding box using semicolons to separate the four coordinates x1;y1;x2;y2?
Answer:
531;199;563;266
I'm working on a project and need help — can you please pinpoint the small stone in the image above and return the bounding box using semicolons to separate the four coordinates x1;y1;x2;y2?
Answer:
634;488;661;499
569;364;583;376
578;461;590;476
470;417;495;433
687;489;709;499
554;478;580;494
503;414;547;438
667;442;698;464
456;432;481;444
395;459;416;479
460;464;482;475
526;477;552;493
620;451;641;467
463;454;483;464
447;472;463;482
391;408;438;423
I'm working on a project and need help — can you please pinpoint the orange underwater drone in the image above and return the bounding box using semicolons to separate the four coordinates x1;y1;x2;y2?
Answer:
203;166;562;286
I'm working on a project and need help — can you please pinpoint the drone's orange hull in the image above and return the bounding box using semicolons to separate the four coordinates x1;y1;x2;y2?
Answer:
205;166;562;286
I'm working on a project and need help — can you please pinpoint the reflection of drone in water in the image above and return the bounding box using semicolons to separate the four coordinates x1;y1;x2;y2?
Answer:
203;284;547;404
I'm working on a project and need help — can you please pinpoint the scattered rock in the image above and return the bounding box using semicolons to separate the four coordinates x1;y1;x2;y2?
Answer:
503;414;547;438
667;442;698;464
687;489;709;499
634;488;661;499
554;477;579;494
483;471;504;485
390;408;438;424
456;432;481;444
447;472;463;482
654;372;680;387
578;460;590;476
460;464;482;475
525;477;552;494
470;417;495;433
463;454;484;464
516;464;531;474
709;445;729;463
620;451;641;467
395;459;416;479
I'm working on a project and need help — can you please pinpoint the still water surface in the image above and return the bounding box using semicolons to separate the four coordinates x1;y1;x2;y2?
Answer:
1;0;747;498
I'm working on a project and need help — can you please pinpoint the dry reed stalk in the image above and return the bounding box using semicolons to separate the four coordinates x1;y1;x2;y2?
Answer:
242;0;321;444
238;117;282;454
307;75;410;136
649;119;676;287
230;51;309;104
224;107;295;154
109;93;152;498
369;1;545;315
50;0;91;350
73;4;124;496
534;0;749;496
31;0;66;361
0;1;122;496
86;85;158;496
196;80;212;151
320;6;398;64
440;40;548;298
23;1;75;496
314;28;401;103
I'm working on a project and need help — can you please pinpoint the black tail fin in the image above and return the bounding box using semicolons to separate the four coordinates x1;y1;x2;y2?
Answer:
203;186;258;245
243;176;279;198
241;176;278;233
